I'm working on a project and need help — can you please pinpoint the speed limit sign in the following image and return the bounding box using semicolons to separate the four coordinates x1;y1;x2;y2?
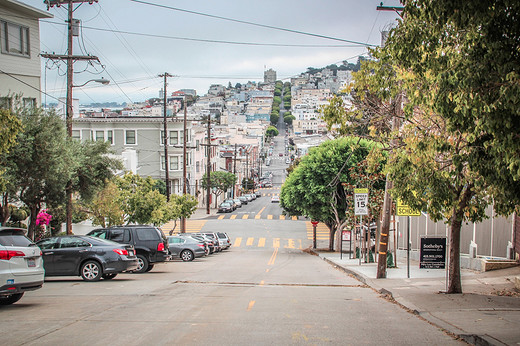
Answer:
354;188;368;215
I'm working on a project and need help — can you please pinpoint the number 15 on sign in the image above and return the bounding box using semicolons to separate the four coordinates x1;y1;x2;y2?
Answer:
354;188;368;216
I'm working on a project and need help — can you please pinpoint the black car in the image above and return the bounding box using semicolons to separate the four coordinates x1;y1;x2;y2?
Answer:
218;202;233;213
87;225;169;273
36;236;138;281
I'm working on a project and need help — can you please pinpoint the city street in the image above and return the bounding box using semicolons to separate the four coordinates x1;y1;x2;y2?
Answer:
0;136;462;345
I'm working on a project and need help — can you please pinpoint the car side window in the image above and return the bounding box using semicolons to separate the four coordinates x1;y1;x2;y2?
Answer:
37;238;57;250
59;238;90;248
89;229;108;239
123;229;131;242
110;229;124;242
136;228;159;241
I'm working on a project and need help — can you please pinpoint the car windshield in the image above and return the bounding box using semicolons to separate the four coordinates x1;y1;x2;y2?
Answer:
217;233;227;239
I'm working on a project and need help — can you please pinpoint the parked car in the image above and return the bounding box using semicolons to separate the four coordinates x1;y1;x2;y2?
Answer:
218;202;233;213
233;198;242;208
285;158;291;164
178;233;218;253
200;232;220;252
271;195;280;203
0;227;44;305
216;232;231;250
238;196;248;205
167;236;206;261
224;199;237;210
243;194;253;202
246;193;256;200
87;225;168;273
36;236;138;281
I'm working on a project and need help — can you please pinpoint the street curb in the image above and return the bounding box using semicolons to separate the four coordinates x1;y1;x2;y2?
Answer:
310;249;498;346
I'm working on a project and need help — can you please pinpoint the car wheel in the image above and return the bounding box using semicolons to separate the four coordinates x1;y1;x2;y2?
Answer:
102;273;117;280
204;247;209;256
145;264;154;272
81;260;102;281
180;249;194;262
0;293;24;305
134;254;149;273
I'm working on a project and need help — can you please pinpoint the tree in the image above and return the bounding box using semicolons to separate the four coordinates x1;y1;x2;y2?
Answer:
201;171;236;208
88;180;125;227
165;194;198;235
241;177;255;191
3;108;73;239
284;114;295;125
280;137;381;250
270;112;280;125
265;126;279;138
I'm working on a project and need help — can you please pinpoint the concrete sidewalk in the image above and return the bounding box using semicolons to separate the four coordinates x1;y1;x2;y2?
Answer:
314;250;520;345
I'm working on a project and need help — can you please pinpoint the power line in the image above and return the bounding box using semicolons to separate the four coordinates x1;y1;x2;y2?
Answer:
41;20;366;48
130;0;377;47
0;68;61;102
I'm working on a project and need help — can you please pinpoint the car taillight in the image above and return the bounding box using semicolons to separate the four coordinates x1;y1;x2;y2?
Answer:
197;244;205;248
0;250;25;260
113;248;128;256
157;243;165;251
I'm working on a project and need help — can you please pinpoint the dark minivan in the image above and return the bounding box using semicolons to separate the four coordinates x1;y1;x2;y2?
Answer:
87;225;168;273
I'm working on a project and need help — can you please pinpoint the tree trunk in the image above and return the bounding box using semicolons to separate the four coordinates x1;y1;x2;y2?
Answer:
327;224;335;251
448;217;462;293
28;205;38;240
0;193;9;225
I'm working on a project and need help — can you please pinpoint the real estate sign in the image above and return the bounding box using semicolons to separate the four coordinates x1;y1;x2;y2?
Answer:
420;237;447;269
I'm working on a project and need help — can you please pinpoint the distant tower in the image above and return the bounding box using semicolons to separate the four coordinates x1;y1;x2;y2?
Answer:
264;68;277;84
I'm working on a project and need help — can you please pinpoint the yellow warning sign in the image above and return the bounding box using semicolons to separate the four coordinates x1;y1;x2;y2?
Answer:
396;199;421;216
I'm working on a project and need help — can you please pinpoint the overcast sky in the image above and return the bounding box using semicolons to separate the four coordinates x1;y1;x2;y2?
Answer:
22;0;401;105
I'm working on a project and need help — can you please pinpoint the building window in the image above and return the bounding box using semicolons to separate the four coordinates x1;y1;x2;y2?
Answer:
95;130;104;142
0;97;12;110
23;98;35;109
107;130;113;145
125;130;136;145
1;21;30;57
72;130;81;141
170;156;179;171
170;130;178;146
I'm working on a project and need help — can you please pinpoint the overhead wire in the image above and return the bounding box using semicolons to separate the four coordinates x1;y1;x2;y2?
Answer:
129;0;377;47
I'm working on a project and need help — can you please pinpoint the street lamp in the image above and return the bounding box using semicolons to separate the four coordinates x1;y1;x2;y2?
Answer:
73;78;110;88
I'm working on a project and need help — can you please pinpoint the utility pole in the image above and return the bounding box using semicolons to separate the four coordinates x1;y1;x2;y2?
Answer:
233;143;237;198
159;73;173;201
181;95;188;232
43;0;100;235
375;4;404;279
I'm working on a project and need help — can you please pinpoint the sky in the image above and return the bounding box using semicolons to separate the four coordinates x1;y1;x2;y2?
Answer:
21;0;402;105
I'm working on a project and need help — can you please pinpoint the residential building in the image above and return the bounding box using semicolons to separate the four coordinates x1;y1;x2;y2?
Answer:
0;0;52;108
263;68;277;84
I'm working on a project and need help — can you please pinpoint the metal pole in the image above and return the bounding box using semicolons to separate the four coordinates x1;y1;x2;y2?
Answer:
65;0;73;234
206;114;211;214
407;215;411;278
359;215;362;266
233;143;237;198
181;95;187;232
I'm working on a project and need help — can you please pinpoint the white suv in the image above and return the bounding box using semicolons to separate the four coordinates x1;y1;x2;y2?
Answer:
0;227;44;305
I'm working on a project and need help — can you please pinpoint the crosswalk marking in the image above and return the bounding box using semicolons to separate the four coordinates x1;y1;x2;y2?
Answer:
246;237;254;246
218;215;225;220
242;214;249;220
258;238;266;247
255;207;265;219
285;239;296;249
291;216;298;221
230;215;237;220
279;215;285;220
234;237;242;247
273;238;280;248
267;215;273;220
229;237;302;249
161;220;207;234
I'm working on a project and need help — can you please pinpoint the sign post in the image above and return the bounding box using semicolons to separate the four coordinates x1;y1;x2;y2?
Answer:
396;199;420;278
354;188;368;265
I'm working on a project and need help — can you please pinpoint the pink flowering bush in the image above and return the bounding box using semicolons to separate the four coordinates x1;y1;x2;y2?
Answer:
36;209;52;226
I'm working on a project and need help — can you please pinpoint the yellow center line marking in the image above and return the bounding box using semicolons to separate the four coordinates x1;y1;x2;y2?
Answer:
255;207;265;219
242;214;249;219
246;237;254;246
247;300;255;311
230;215;237;220
218;215;225;220
268;247;278;265
258;238;266;247
233;237;242;247
259;280;264;286
267;215;273;220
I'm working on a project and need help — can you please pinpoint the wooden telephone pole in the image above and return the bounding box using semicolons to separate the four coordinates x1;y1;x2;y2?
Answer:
42;0;100;235
159;73;173;201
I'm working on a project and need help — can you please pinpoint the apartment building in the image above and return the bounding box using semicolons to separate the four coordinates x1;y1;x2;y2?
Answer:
0;0;52;108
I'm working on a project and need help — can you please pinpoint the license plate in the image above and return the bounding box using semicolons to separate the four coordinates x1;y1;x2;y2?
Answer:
128;251;134;256
27;259;36;267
